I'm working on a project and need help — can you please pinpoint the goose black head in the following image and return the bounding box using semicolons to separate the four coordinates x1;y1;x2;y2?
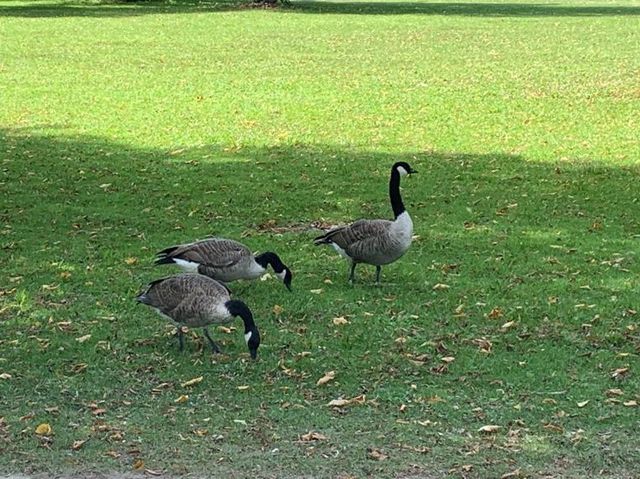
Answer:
393;161;417;177
278;267;293;292
245;328;261;360
256;252;293;291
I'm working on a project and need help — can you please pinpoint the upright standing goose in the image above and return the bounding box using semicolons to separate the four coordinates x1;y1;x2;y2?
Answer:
155;237;293;291
136;273;261;359
314;161;417;283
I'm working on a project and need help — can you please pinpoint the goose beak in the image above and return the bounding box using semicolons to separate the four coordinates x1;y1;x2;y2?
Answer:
409;168;418;175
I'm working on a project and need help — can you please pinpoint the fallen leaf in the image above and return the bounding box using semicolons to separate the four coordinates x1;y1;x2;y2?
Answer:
300;431;328;442
272;304;283;315
310;289;323;294
144;469;163;476
441;356;456;363
501;321;515;331
72;439;88;450
501;469;522;479
577;400;589;408
133;458;145;470
0;373;11;380
367;447;388;461
606;388;624;397
332;316;349;325
487;307;503;319
174;395;189;403
316;370;336;386
218;326;233;334
543;423;564;433
124;257;138;265
76;334;92;343
623;400;637;407
237;385;250;391
35;423;52;436
432;283;450;291
611;367;629;380
105;450;120;458
478;425;500;434
327;398;351;407
181;376;203;387
193;429;209;437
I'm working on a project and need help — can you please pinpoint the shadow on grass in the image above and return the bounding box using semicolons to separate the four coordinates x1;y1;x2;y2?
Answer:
2;125;639;280
1;0;640;18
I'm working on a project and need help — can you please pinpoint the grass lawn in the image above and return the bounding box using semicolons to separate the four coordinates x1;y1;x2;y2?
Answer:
1;0;639;477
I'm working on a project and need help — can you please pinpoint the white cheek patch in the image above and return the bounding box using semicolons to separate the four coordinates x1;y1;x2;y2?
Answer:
173;258;200;273
276;271;287;281
396;165;409;176
244;331;252;343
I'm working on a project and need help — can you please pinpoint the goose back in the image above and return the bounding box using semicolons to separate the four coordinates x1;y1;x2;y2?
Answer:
137;274;232;328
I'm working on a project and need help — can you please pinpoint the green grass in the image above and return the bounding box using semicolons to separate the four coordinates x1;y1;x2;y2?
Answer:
1;0;639;477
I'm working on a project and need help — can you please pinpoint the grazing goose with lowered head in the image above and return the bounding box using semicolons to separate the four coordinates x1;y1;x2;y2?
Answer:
314;161;417;283
136;273;261;359
155;237;293;291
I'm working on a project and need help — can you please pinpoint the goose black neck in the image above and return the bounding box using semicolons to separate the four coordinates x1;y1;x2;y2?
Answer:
225;300;256;333
255;252;285;273
389;167;405;219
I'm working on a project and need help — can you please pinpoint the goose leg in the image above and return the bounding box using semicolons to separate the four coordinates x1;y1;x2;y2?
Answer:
375;265;382;284
174;327;185;351
348;262;357;283
203;327;222;354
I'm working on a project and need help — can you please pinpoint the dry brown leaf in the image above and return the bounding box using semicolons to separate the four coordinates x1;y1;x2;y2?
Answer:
316;370;336;386
478;425;500;434
623;400;638;407
218;326;233;334
606;388;624;397
105;450;120;458
432;283;450;291
124;257;138;265
367;447;388;461
35;423;52;436
181;376;204;387
174;395;189;403
193;429;209;437
611;367;629;380
272;304;283;315
144;469;163;476
237;385;250;391
76;334;92;343
487;307;503;319
441;356;456;363
310;289;323;294
501;321;515;331
300;431;328;442
327;398;351;407
333;316;349;325
543;423;564;433
133;458;145;470
0;373;11;380
577;400;589;408
72;439;88;450
501;469;522;479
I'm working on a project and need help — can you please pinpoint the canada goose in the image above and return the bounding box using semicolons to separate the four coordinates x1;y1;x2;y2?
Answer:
135;273;261;359
314;161;417;283
155;237;293;291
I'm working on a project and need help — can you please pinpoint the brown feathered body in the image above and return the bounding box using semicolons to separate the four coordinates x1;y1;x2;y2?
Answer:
136;273;233;328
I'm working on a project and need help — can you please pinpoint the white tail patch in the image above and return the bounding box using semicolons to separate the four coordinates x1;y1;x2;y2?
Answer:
173;258;200;273
244;331;252;343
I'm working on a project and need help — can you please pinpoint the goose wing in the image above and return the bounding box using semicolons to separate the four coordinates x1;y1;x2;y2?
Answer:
157;238;250;269
138;274;228;323
323;219;392;260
